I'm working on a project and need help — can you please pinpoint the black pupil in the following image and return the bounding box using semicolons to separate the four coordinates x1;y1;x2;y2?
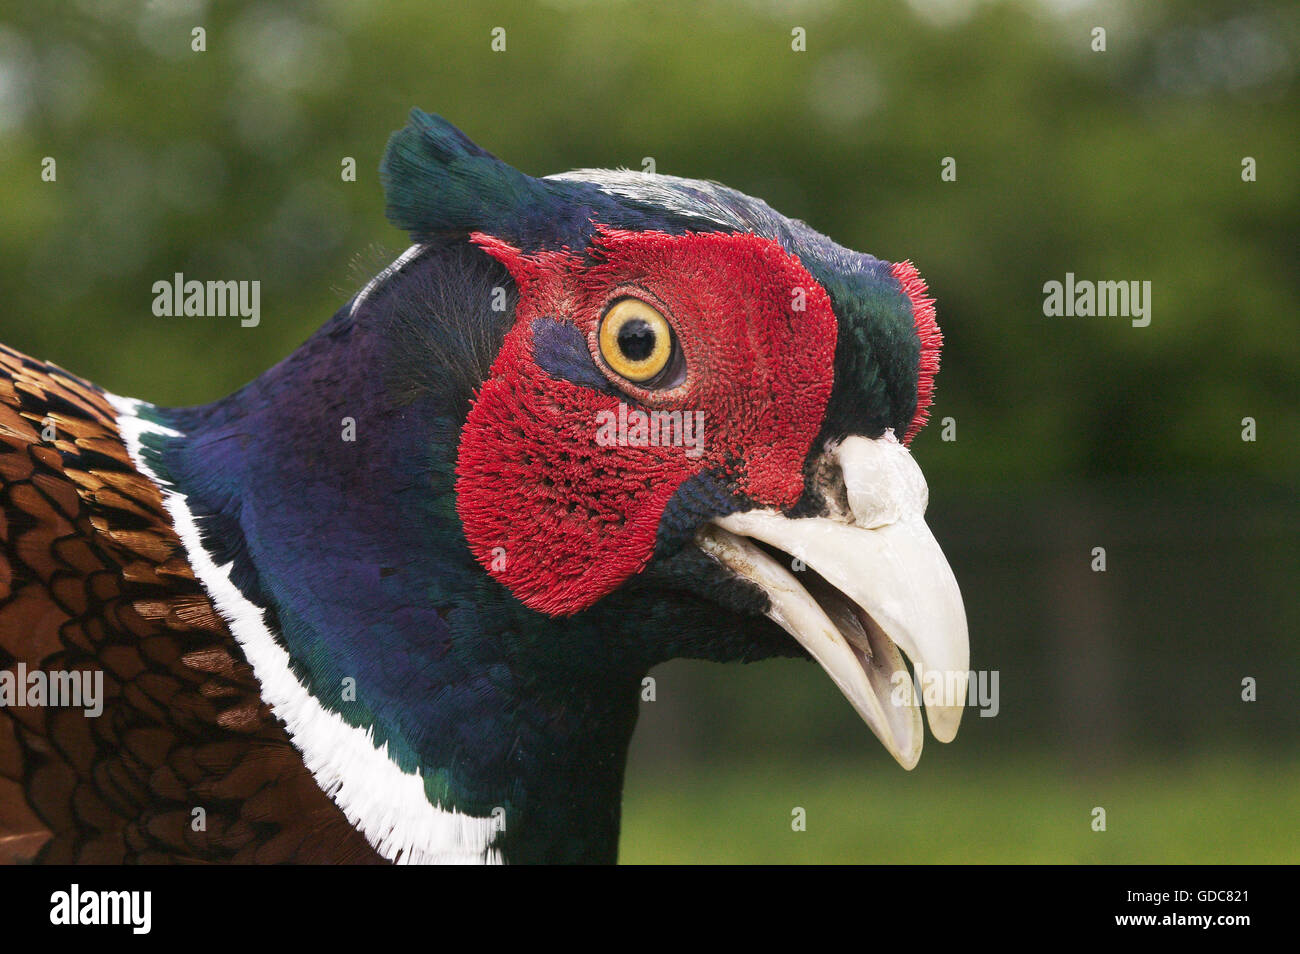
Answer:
617;318;656;362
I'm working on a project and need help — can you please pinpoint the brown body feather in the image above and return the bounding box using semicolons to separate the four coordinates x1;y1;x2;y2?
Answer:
0;344;381;863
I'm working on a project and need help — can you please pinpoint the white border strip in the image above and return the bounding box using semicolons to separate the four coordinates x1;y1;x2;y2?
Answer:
108;394;501;865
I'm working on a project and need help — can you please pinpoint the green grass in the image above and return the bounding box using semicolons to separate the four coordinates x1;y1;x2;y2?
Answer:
619;753;1300;863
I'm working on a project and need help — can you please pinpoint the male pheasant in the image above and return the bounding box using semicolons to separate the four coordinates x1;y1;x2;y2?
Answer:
0;111;968;864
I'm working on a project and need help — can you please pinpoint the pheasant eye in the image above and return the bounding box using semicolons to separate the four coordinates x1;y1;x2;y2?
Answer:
618;320;654;361
598;298;675;384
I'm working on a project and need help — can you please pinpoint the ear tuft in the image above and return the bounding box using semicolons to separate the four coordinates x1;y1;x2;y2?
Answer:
380;110;552;243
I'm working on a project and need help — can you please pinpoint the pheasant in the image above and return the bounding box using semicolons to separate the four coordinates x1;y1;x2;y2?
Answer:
0;111;968;864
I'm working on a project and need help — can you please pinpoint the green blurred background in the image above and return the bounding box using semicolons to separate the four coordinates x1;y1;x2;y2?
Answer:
1;0;1296;862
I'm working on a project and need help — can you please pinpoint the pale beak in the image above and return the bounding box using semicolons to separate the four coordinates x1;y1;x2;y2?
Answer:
696;431;969;769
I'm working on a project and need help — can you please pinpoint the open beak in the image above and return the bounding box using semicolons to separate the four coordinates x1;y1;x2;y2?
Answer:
696;431;968;769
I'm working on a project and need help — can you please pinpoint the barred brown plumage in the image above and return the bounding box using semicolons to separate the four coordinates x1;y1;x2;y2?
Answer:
0;344;381;864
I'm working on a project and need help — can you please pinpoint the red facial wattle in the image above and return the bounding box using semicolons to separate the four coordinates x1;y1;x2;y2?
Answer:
891;259;941;445
455;227;839;616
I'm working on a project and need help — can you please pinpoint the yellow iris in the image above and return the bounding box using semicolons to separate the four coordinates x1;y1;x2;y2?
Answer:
597;298;674;383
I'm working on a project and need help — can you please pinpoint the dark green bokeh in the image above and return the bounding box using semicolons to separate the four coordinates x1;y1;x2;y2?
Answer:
1;0;1295;861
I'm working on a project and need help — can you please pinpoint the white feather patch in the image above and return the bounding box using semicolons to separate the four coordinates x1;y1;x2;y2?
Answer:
108;393;502;865
349;244;428;318
547;168;751;230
